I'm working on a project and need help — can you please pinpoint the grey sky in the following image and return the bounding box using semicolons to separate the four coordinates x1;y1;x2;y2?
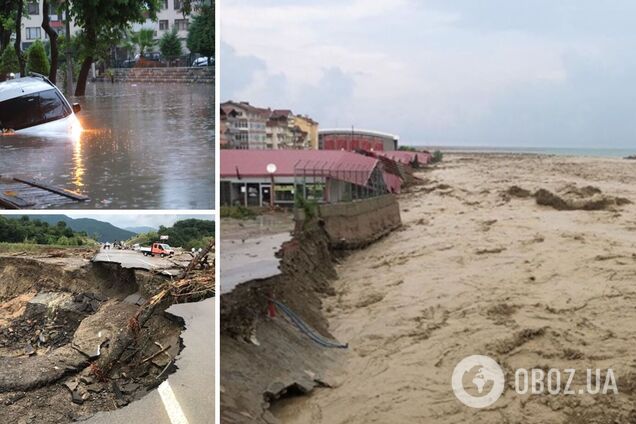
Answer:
221;0;636;148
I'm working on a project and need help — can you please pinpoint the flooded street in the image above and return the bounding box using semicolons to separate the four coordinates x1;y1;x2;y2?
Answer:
0;82;214;209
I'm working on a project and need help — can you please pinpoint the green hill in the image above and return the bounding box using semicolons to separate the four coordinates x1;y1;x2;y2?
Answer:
127;218;215;249
0;216;95;246
16;215;135;243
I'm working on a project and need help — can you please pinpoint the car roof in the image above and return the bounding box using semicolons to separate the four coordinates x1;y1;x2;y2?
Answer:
0;76;56;102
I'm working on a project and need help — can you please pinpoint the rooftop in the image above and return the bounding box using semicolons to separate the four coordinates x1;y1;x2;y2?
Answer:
0;76;56;102
319;128;400;141
220;149;402;192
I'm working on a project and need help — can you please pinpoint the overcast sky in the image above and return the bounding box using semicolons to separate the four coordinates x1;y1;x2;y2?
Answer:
221;0;636;148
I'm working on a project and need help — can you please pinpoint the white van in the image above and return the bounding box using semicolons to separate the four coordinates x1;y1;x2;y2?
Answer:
0;73;81;135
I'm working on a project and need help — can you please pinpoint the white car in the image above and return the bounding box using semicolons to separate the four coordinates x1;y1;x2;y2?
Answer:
192;57;214;67
0;73;82;135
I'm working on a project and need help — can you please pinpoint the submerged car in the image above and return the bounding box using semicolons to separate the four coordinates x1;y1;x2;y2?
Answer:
0;73;81;134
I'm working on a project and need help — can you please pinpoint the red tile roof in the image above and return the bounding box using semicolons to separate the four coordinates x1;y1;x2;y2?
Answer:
221;150;401;193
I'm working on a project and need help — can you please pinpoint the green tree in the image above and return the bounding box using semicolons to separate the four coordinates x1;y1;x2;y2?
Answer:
69;0;159;96
0;45;19;80
132;27;156;57
26;39;50;75
186;4;213;64
159;28;182;64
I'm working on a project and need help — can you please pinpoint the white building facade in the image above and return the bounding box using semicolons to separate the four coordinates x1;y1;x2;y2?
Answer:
19;0;191;52
19;1;79;50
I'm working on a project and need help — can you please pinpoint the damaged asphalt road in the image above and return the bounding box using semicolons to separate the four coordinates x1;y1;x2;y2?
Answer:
0;249;214;424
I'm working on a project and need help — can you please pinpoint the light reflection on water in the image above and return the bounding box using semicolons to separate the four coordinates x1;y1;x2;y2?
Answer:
0;82;214;209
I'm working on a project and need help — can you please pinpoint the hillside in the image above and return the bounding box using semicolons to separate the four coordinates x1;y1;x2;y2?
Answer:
0;216;96;246
124;226;157;234
127;218;215;249
17;215;135;243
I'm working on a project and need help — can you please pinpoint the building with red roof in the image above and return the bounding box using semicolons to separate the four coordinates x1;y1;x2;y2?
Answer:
319;128;399;151
220;150;402;207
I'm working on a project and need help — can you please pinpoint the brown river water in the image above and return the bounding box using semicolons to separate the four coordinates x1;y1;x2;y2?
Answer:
0;81;214;209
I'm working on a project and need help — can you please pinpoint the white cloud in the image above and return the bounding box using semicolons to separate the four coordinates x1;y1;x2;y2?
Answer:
222;0;636;147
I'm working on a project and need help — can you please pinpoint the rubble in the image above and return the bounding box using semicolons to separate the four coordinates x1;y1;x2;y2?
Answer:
0;246;214;424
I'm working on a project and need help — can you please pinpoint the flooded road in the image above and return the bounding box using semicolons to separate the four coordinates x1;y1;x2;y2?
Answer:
0;82;214;209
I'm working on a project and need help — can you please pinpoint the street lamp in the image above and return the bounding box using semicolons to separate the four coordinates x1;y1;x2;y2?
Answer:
266;163;277;208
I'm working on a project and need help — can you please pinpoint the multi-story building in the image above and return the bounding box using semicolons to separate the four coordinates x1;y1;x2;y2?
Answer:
133;0;193;52
220;101;269;149
266;110;308;149
20;0;192;53
294;115;319;149
221;101;319;150
20;1;79;51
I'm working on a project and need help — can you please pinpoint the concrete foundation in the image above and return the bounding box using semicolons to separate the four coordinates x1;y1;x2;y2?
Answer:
295;194;402;249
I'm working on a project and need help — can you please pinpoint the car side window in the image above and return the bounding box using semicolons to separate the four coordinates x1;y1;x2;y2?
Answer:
0;94;41;130
39;89;71;121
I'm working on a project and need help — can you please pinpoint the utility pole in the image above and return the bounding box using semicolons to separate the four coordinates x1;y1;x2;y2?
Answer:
65;0;73;94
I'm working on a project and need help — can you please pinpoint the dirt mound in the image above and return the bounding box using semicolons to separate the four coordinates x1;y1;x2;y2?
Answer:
506;185;532;198
505;184;631;211
535;184;631;210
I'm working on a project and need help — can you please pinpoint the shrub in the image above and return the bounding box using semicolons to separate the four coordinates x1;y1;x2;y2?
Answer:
431;150;444;163
160;28;183;63
220;205;257;219
26;40;50;76
0;47;20;80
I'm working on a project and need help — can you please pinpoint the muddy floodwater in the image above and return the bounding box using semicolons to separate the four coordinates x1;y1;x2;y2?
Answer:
0;82;214;209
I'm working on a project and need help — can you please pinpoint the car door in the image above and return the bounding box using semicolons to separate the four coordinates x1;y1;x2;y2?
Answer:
0;93;42;130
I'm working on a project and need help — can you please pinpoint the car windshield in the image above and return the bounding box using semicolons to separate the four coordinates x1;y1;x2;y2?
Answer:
160;244;171;249
0;88;71;130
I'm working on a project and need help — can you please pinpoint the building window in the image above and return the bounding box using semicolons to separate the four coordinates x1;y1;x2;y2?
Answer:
174;0;182;10
28;1;39;15
159;20;169;31
162;0;168;9
174;19;189;31
26;27;41;40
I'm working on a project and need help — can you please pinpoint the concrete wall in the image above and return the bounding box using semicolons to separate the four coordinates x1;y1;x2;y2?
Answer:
296;194;402;249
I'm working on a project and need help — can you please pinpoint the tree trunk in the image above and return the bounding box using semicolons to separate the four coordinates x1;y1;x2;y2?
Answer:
74;55;92;96
75;20;96;96
14;0;24;75
41;0;58;83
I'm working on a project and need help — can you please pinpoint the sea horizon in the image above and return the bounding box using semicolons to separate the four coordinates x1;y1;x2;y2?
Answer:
419;145;636;158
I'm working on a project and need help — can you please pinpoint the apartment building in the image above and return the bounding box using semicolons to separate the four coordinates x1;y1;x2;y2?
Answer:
221;101;319;150
133;0;193;49
20;1;79;51
220;101;268;149
20;0;192;52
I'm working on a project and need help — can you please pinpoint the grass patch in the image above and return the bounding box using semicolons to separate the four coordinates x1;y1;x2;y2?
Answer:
220;205;258;219
0;242;98;254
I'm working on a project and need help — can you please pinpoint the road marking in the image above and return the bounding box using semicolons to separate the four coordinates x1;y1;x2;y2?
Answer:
158;381;190;424
138;258;157;268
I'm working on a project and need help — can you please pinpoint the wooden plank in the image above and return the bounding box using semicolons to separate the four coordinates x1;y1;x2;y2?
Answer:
11;177;89;202
0;192;34;209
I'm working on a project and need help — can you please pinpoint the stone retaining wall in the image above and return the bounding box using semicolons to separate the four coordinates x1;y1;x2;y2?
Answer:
96;67;214;84
296;194;402;249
